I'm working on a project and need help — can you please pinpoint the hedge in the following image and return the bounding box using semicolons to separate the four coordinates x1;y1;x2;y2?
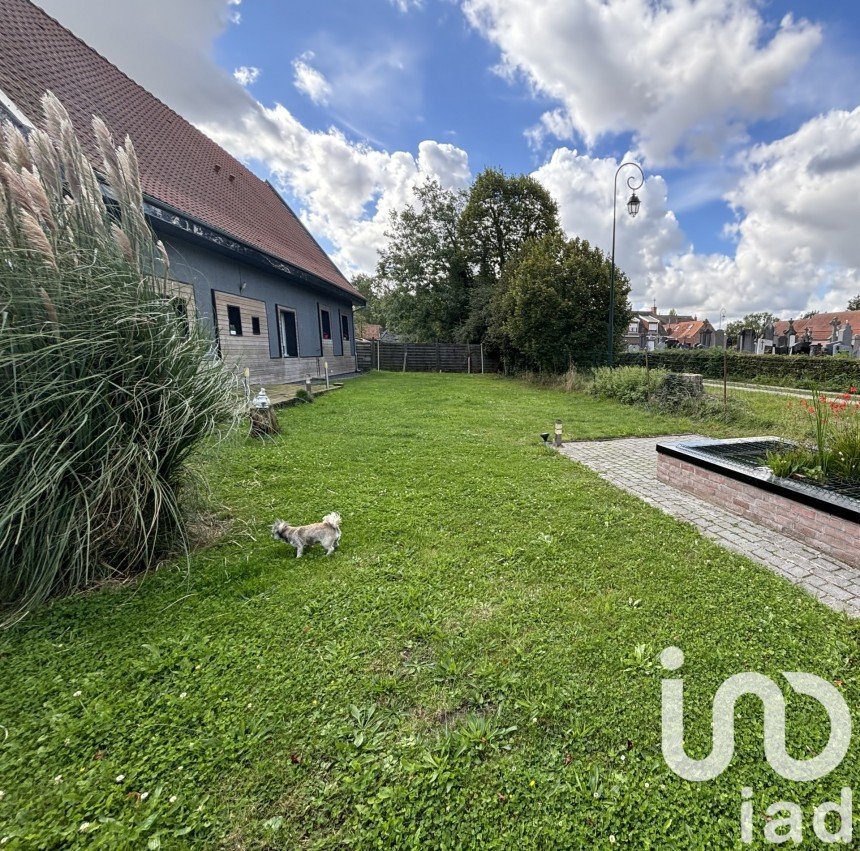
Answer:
618;349;860;391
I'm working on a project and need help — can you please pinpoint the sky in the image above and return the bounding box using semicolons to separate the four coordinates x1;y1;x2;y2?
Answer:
34;0;860;322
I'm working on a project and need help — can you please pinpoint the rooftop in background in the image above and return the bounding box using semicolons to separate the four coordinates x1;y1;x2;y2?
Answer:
775;310;860;342
665;319;713;344
0;0;361;302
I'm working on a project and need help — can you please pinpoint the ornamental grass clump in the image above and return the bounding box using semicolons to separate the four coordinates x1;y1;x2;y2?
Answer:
0;93;239;621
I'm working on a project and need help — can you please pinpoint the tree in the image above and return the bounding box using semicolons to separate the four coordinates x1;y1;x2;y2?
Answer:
459;168;562;341
375;179;470;342
351;273;388;337
490;234;631;372
725;311;776;340
848;294;860;311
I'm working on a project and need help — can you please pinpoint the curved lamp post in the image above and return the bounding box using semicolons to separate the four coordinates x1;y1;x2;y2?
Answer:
608;161;644;366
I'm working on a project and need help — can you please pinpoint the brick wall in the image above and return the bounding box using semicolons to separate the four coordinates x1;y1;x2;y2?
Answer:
657;454;858;568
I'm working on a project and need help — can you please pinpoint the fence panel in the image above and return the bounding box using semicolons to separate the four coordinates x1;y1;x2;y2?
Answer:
356;341;498;374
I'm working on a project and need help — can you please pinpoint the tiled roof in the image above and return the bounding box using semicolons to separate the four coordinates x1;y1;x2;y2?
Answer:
359;323;383;341
774;311;860;342
665;319;710;343
0;0;362;301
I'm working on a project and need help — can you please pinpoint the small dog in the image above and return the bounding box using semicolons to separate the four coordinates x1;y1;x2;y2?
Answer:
271;512;342;558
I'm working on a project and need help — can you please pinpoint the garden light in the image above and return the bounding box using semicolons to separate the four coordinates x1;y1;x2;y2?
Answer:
554;420;563;447
252;387;270;410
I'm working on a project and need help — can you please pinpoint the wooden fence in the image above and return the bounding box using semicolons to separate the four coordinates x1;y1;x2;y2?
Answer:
356;341;498;374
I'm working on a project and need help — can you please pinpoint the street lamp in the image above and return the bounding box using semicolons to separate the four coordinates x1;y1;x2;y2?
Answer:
608;162;644;367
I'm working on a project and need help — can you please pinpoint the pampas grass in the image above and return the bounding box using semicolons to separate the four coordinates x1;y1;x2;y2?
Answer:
0;92;240;622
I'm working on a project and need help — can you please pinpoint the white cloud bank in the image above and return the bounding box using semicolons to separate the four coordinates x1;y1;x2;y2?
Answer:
201;106;471;273
464;0;823;165
535;109;860;319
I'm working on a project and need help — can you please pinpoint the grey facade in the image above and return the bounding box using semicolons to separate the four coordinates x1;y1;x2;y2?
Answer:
148;210;360;387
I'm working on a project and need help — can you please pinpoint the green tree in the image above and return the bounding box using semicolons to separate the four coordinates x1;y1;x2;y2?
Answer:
351;273;388;338
490;234;631;372
459;168;562;341
375;179;470;341
801;310;819;319
848;294;860;311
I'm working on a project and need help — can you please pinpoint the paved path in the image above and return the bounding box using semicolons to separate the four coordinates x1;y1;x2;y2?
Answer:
558;436;860;617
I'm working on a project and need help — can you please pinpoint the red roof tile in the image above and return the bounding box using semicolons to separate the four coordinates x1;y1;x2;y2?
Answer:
359;323;383;341
0;0;361;301
665;319;711;344
774;311;860;343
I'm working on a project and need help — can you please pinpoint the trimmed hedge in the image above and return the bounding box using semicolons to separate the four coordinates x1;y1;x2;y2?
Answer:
618;349;860;391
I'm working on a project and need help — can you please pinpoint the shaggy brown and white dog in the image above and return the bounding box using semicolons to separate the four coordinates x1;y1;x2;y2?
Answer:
271;512;341;558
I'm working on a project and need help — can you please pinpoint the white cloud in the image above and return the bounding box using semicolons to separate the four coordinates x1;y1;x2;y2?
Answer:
531;148;685;302
389;0;423;11
233;65;260;87
292;54;332;105
464;0;823;165
532;108;860;321
626;109;860;319
199;106;471;273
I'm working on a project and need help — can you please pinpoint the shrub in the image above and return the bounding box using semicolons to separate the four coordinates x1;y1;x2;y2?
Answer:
294;388;314;403
0;94;239;619
591;366;667;405
618;349;860;392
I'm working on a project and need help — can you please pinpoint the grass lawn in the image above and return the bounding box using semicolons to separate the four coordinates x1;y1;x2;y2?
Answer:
1;373;857;848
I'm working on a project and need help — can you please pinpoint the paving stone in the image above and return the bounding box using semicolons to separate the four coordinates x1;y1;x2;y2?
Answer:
557;435;859;618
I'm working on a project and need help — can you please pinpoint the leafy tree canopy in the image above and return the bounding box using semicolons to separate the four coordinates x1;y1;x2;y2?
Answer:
375;179;470;342
490;234;631;372
848;294;860;311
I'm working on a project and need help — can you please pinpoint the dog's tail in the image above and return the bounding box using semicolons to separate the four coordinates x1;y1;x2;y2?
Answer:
322;512;341;529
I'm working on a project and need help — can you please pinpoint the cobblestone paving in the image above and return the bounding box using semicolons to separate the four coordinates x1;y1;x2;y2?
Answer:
558;435;860;617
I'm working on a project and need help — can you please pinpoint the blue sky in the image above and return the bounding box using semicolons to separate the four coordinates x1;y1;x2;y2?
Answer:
40;0;860;320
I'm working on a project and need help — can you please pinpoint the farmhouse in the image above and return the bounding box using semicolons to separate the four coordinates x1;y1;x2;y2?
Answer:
0;0;364;385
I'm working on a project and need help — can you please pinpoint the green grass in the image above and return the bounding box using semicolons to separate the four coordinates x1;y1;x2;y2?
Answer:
1;373;857;848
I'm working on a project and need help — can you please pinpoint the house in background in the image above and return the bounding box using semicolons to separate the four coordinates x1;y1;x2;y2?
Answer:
664;318;716;349
0;0;364;386
625;314;667;351
358;323;399;343
624;305;719;352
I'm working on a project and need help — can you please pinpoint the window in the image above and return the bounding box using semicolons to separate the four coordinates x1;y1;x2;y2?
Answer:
251;316;261;335
227;304;242;336
341;314;350;341
279;308;298;358
320;309;331;340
